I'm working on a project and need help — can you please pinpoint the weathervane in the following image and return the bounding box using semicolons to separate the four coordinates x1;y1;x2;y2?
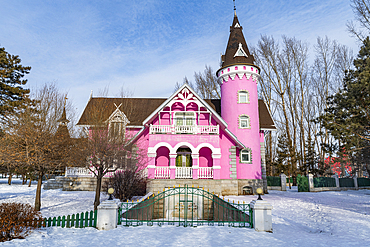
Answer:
233;0;237;15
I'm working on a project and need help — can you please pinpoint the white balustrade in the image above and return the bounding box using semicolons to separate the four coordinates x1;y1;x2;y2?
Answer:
175;167;193;179
65;167;93;177
198;167;213;179
65;167;127;178
149;124;219;135
155;167;170;179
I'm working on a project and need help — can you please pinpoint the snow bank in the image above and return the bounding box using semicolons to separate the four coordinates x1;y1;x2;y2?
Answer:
1;178;369;246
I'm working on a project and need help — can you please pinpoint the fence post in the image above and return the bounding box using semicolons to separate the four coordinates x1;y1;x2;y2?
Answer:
250;199;273;232
308;173;314;192
353;176;358;190
280;173;286;191
97;199;119;230
332;174;340;188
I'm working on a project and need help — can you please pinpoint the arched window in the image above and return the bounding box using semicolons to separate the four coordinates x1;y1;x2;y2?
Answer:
238;91;249;103
239;115;250;128
240;149;251;163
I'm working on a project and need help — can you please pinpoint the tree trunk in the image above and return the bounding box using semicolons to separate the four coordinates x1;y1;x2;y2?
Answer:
94;174;103;211
28;174;32;187
8;173;12;185
35;171;43;211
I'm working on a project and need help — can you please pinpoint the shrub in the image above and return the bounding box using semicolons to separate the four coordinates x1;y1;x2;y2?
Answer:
0;202;42;242
103;170;147;202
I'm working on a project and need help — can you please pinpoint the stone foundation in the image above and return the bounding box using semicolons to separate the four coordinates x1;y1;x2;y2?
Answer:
43;176;109;191
147;179;263;196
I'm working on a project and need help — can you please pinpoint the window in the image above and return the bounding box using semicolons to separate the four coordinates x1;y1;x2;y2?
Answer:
175;112;195;126
240;149;251;163
239;115;250;128
238;91;249;103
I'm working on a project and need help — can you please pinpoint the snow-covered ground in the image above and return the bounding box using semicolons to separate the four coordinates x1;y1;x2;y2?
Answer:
1;178;369;246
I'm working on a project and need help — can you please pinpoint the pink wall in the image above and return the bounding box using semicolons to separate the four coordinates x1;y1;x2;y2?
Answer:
220;69;262;179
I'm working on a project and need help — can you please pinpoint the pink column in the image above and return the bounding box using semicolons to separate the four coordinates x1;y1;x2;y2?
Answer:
192;154;199;179
169;154;177;179
147;154;156;179
213;156;221;179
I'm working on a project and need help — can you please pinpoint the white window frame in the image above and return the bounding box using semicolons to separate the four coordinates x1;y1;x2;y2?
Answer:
175;112;196;126
238;91;249;103
239;115;250;129
240;149;252;163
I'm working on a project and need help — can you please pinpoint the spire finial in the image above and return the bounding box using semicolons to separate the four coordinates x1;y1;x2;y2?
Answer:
233;0;236;16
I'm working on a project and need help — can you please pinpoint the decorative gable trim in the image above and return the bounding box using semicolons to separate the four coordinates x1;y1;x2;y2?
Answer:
106;103;130;125
234;43;248;58
143;84;227;127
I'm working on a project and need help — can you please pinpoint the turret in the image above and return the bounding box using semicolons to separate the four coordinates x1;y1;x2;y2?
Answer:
217;12;261;179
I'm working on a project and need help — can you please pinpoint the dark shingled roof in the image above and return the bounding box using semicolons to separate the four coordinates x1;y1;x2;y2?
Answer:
77;97;275;130
220;14;255;68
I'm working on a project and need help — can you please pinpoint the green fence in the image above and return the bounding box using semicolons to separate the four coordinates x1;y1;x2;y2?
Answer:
43;210;97;228
267;176;281;186
358;178;370;187
313;177;336;188
339;178;355;187
118;185;252;228
297;175;309;192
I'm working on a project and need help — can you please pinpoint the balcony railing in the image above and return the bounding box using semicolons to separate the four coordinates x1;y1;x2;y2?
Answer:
154;167;213;179
149;124;219;135
155;167;170;179
175;167;193;179
198;167;213;179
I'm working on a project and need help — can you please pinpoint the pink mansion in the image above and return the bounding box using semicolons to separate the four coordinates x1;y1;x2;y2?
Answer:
76;13;275;195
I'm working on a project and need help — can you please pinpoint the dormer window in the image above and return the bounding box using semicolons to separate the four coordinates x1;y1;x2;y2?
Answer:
175;112;195;126
238;91;249;103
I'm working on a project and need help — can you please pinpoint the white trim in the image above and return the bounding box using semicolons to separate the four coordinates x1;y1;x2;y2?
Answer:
224;128;246;149
213;166;221;169
172;142;196;154
147;153;156;158
147;165;156;169
217;65;259;84
142;83;228;128
234;43;248;58
212;154;222;159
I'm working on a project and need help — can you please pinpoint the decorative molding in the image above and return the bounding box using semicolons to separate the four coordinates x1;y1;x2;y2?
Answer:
147;153;156;158
217;64;260;84
147;165;156;169
212;154;221;159
213;166;221;169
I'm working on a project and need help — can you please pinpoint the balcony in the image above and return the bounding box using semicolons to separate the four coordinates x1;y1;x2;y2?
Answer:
149;124;219;135
154;167;213;179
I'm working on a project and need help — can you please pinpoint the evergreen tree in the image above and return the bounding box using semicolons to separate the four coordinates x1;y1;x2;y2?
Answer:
320;37;370;164
302;135;317;176
0;47;31;121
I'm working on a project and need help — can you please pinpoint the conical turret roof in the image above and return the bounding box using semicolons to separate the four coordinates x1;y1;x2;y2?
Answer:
221;13;254;68
57;107;69;124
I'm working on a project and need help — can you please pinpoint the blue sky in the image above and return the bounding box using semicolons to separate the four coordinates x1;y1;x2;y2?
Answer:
0;0;359;119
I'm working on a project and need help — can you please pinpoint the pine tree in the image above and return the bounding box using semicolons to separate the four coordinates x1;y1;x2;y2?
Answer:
0;47;31;121
320;37;370;165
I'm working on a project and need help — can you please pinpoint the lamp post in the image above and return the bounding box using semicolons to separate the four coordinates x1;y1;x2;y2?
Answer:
256;187;263;200
108;188;114;200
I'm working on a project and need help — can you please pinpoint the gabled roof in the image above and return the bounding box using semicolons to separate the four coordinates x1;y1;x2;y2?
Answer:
142;83;228;128
220;13;255;68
